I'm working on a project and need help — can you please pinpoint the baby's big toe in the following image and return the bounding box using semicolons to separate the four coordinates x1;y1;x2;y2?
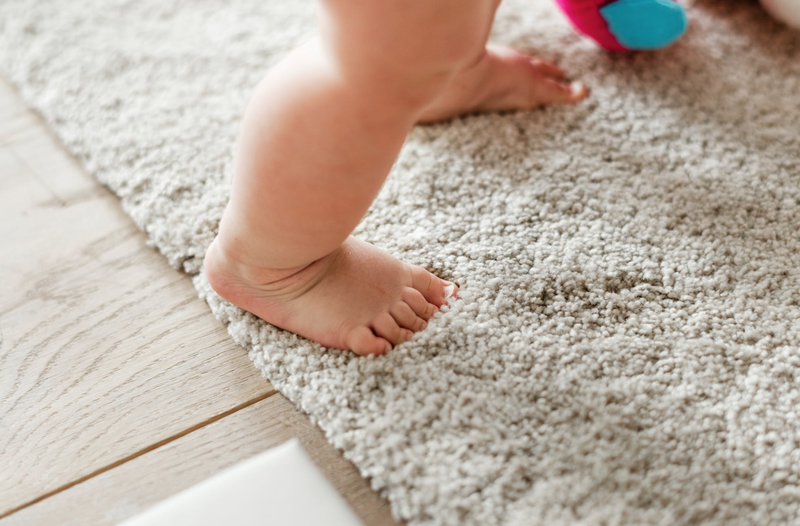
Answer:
410;265;458;307
534;77;589;106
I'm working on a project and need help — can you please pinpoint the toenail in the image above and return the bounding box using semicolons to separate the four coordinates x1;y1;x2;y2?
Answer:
443;283;456;299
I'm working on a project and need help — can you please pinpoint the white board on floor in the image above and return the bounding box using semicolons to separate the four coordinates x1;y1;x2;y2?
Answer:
118;439;364;526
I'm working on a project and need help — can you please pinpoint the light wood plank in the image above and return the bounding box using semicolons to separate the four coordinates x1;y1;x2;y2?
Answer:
0;83;274;515
0;79;38;146
0;394;401;526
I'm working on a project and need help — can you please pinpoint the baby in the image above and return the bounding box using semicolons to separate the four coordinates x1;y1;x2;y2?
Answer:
204;0;587;355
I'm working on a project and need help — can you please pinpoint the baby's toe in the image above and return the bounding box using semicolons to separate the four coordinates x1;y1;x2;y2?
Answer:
346;325;391;356
403;287;438;321
533;77;588;106
390;301;428;332
410;265;456;307
372;312;412;345
529;58;565;80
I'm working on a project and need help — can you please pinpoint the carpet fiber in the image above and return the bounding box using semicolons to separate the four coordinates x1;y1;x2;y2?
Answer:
3;0;800;524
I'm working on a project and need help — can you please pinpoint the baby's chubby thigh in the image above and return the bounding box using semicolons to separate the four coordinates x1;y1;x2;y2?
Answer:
318;0;502;111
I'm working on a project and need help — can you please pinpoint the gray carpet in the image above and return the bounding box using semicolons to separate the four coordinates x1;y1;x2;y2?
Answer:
3;0;800;524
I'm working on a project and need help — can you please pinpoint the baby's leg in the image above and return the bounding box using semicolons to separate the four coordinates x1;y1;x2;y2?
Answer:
206;0;503;355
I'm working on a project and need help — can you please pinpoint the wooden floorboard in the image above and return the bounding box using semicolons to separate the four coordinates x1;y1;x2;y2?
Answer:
0;80;37;147
0;76;401;525
0;79;278;514
0;394;398;526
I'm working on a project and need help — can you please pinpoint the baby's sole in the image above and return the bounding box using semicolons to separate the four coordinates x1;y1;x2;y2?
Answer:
600;0;688;50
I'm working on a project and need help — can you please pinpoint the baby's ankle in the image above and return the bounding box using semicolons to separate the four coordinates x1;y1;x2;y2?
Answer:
206;235;299;287
205;233;343;306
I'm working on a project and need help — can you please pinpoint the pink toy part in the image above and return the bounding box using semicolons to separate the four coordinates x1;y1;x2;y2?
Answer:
555;0;629;52
555;0;687;52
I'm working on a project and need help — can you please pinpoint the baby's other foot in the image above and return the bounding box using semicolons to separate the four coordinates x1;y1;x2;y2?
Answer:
205;236;456;356
418;43;588;123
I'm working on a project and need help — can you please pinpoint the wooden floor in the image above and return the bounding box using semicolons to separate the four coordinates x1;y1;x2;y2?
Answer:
0;76;400;526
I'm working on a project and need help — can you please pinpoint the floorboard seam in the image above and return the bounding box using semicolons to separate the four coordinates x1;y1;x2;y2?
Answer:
0;388;278;520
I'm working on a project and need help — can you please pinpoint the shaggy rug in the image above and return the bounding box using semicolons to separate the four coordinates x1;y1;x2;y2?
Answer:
3;0;800;524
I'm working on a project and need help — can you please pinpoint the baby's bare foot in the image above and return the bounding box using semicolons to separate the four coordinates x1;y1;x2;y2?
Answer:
205;236;456;356
419;43;588;123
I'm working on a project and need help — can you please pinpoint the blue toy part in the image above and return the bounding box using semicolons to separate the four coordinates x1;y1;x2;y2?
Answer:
600;0;688;50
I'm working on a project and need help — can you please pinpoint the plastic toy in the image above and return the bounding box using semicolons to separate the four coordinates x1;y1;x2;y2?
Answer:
555;0;688;52
760;0;800;30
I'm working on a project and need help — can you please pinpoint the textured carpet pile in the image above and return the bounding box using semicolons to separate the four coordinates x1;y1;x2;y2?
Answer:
3;0;800;524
